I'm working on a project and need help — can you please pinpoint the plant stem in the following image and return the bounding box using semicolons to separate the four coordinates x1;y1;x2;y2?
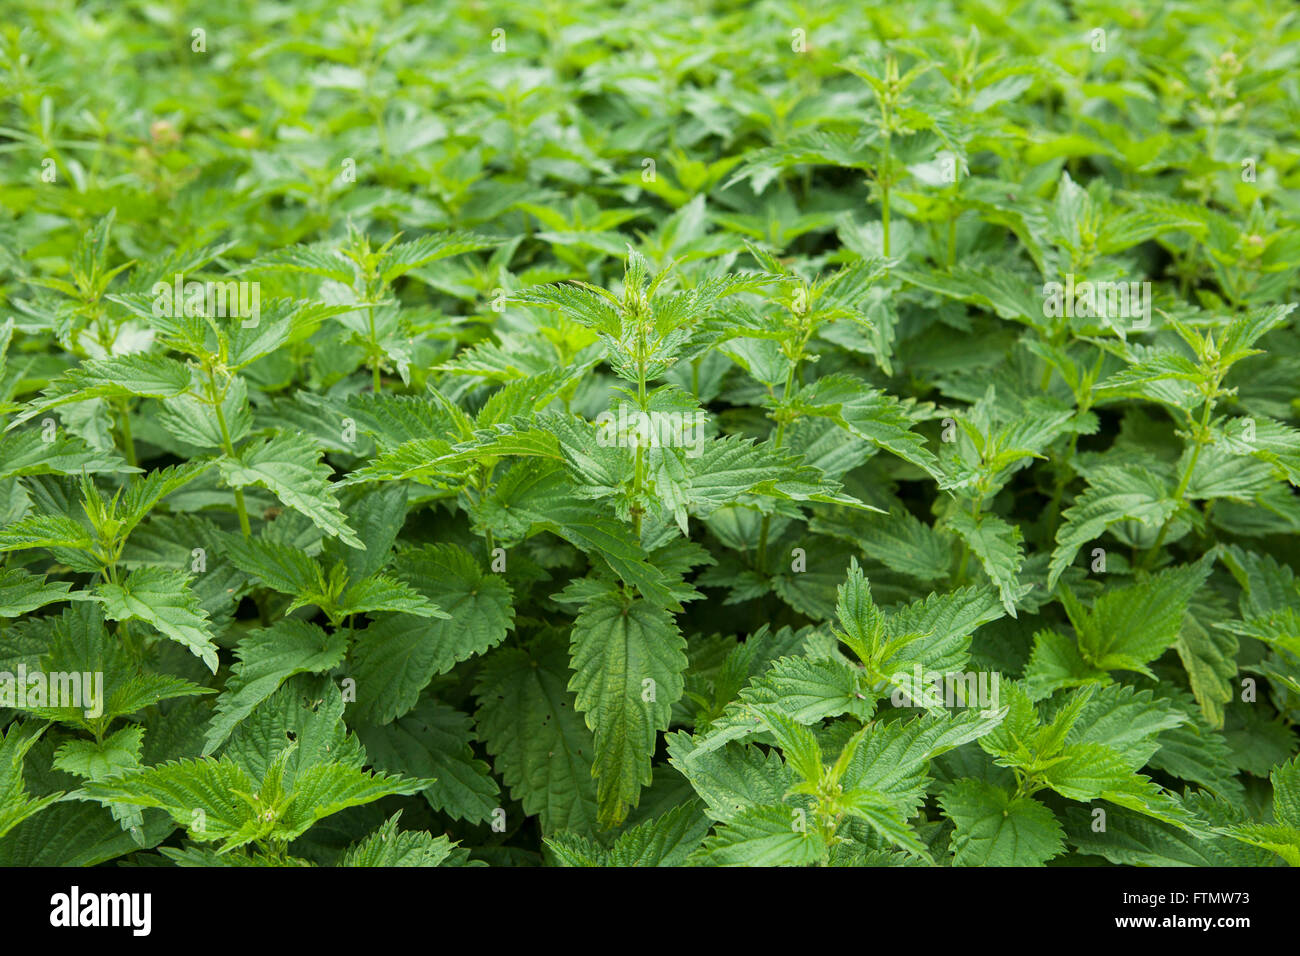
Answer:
209;371;252;537
631;313;649;539
115;397;137;468
954;498;980;583
756;362;798;569
1046;432;1080;539
877;67;894;259
479;465;496;555
881;178;890;257
1143;395;1214;568
367;301;382;394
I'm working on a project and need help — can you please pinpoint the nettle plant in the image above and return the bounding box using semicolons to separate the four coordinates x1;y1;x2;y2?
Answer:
2;0;1299;868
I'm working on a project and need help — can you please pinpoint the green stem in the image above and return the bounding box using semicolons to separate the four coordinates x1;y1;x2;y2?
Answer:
1143;395;1215;568
756;362;798;569
954;498;980;583
479;465;496;555
881;181;890;257
880;93;892;257
631;318;649;539
210;372;252;537
367;301;382;394
115;397;138;468
1046;432;1080;539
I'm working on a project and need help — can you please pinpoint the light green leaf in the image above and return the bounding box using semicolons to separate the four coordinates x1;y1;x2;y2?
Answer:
569;590;687;827
947;509;1025;617
338;812;457;867
695;804;826;866
202;620;349;755
941;780;1064;866
95;567;219;673
0;567;83;618
218;433;361;547
7;354;192;430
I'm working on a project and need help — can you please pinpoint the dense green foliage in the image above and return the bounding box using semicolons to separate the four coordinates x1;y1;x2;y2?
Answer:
1;0;1299;867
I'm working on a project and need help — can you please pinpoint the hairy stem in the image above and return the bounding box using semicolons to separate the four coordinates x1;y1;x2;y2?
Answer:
631;313;649;539
1143;394;1215;568
114;397;137;468
209;371;252;537
756;361;798;569
368;301;382;394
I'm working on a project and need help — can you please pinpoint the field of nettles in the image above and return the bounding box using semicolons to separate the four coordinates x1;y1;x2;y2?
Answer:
1;0;1298;868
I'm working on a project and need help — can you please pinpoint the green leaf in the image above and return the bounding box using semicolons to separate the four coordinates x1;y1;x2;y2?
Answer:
226;300;353;370
1040;742;1146;800
0;430;137;479
940;780;1065;866
321;483;408;582
218;433;361;547
474;636;598;834
1022;629;1108;700
667;733;796;824
6;354;192;430
812;507;951;582
349;544;514;725
1223;755;1300;865
54;726;145;781
1062;684;1187;767
202;620;349;755
0;567;82;617
379;231;500;283
335;573;448;619
84;756;256;846
54;725;147;836
569;589;687;827
687;435;867;515
692;655;875;755
833;560;1004;709
480;461;678;609
1148;720;1244;801
547;801;710;866
219;533;321;596
115;460;212;541
356;700;500;825
0;722;63;839
947;509;1025;617
1174;594;1238;729
338;812;456;867
0;514;96;556
1040;742;1203;832
158;381;252;453
1049;465;1175;588
1062;558;1212;675
95;567;219;673
247;243;356;283
275;763;431;843
1065;795;1273;866
31;603;211;727
695;804;826;866
1271;755;1300;829
841;710;1007;817
787;373;939;477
